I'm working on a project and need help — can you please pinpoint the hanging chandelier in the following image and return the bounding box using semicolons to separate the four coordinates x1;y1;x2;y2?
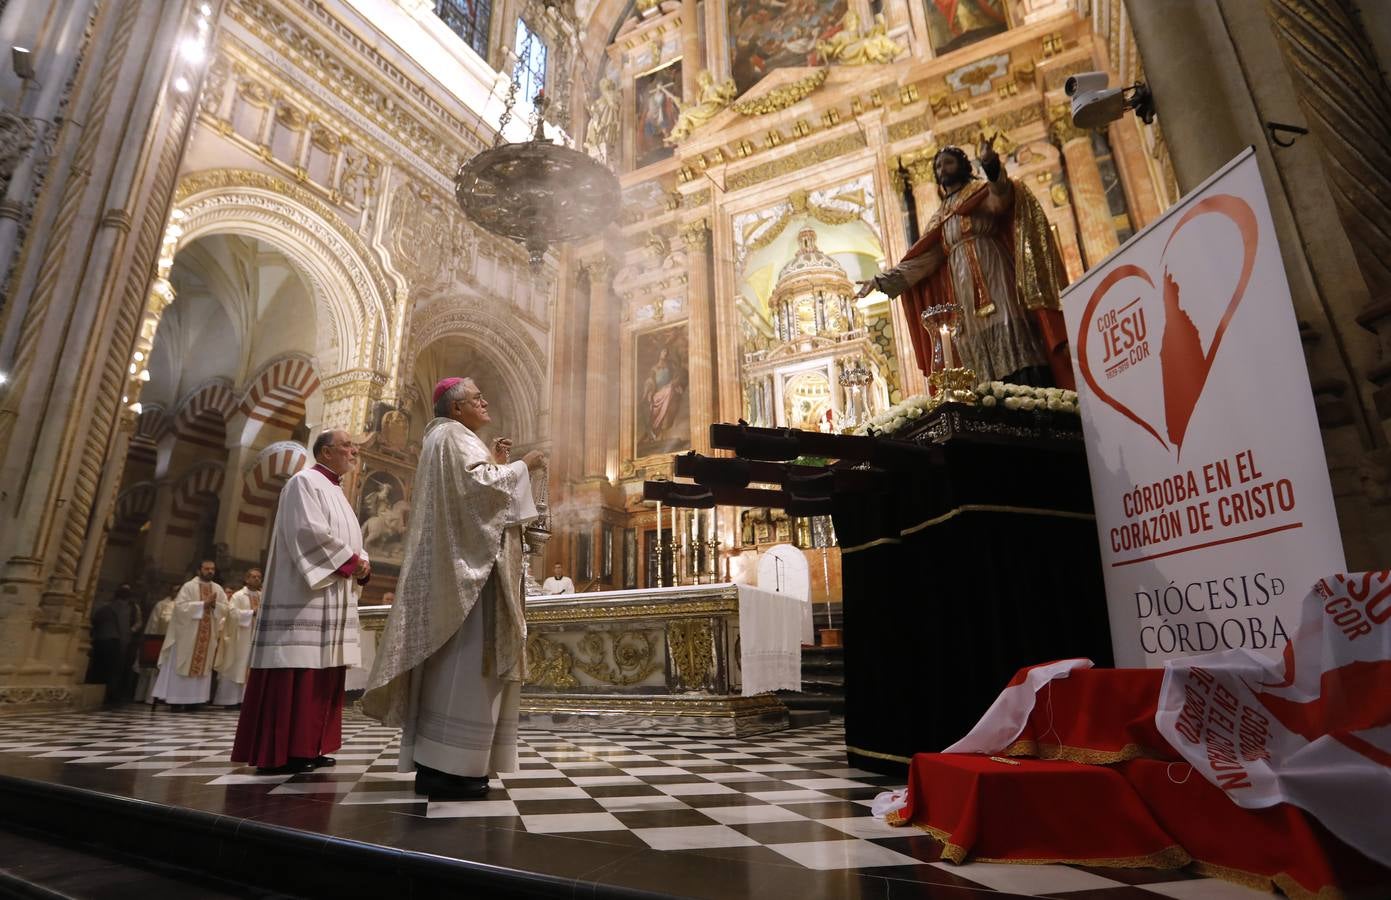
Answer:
454;17;620;271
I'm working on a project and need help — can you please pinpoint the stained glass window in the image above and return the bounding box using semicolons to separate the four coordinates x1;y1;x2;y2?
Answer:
435;0;491;59
513;18;548;106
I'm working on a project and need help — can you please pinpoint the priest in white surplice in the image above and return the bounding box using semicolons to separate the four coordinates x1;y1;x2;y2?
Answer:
364;376;543;799
232;430;368;775
152;561;228;710
212;567;262;707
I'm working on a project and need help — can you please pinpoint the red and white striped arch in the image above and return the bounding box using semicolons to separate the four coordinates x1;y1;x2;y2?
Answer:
239;355;320;437
167;462;225;538
127;405;169;469
238;441;310;527
110;481;157;546
172;380;236;451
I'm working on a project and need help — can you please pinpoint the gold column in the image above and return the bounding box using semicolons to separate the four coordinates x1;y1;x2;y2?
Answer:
680;0;702;103
682;219;715;453
319;373;385;435
900;150;941;233
582;256;614;478
1106;118;1163;230
1051;111;1119;269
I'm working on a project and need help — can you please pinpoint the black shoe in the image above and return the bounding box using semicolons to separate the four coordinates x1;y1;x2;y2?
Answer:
310;755;336;769
414;765;489;799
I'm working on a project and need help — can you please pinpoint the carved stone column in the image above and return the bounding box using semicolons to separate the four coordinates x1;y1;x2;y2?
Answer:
319;371;386;434
1267;0;1391;433
1050;111;1120;269
0;0;211;712
582;256;614;478
682;219;716;453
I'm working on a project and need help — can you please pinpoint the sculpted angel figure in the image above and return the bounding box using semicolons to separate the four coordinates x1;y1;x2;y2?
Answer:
665;72;737;145
817;11;903;66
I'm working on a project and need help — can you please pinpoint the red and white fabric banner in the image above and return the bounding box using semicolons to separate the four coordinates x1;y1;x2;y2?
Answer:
942;658;1093;754
1156;571;1391;867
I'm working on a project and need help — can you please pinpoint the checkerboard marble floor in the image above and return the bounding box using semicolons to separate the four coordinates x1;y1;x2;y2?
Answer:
0;706;1272;899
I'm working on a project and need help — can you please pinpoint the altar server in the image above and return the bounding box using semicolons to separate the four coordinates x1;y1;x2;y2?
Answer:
135;585;178;703
364;377;543;799
153;561;227;710
212;568;262;707
231;430;368;775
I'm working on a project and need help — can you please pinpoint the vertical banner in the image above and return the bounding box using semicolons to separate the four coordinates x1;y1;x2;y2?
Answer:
1061;148;1345;667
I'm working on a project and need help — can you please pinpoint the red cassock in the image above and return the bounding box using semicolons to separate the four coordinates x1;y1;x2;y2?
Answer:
231;666;346;768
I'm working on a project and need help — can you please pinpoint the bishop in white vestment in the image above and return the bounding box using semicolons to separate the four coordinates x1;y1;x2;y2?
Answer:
152;561;227;708
364;377;542;799
213;568;262;706
232;430;368;775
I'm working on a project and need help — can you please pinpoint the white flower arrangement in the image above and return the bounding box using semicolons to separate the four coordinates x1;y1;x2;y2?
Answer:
854;381;1079;436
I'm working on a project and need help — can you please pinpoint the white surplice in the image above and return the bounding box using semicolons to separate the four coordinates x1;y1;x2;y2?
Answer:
212;588;259;705
363;418;536;779
153;579;227;704
135;597;175;704
250;467;364;671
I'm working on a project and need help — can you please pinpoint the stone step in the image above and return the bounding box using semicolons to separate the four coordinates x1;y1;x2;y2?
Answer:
798;677;844;694
778;692;846;716
786;709;831;728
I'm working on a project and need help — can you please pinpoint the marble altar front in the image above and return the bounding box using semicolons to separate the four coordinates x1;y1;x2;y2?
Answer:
358;582;801;737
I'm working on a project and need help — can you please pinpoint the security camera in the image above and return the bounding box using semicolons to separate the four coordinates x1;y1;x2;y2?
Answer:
1065;71;1155;129
1064;72;1109;97
11;46;35;80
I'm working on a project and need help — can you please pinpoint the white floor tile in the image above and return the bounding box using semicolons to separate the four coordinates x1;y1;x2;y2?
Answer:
747;789;836;804
520;812;626;833
569;775;642;786
620;766;687;776
1141;879;1277;900
340;791;426;805
933;862;1123;895
594;794;688;812
784;777;871;790
207;773;293;784
631;824;758;851
269;781;358;794
427;800;520;818
507;786;590;801
655;782;736;797
767;839;917;871
698;804;806;825
815;816;904;839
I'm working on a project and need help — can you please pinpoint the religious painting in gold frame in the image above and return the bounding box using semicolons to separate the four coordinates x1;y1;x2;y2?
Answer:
634;58;682;169
922;0;1009;57
726;0;848;96
634;323;691;458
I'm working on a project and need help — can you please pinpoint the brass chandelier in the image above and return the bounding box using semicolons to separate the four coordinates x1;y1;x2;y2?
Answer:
454;11;620;270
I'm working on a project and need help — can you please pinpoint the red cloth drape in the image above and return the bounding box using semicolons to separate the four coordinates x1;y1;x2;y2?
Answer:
231;666;345;768
888;664;1391;897
998;668;1169;762
138;635;164;668
888;754;1186;868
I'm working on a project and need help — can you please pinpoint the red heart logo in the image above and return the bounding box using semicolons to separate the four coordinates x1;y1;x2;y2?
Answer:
1076;195;1258;458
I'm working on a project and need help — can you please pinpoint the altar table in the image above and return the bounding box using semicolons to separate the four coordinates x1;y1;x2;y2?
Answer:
360;583;802;737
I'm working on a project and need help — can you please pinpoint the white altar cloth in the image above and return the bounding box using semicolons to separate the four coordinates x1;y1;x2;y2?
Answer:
736;583;804;696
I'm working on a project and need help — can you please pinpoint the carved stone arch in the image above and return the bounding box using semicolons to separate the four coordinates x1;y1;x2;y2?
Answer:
172;378;236;450
170;169;396;379
408;307;547;444
167;461;225;539
239;441;310;528
238;353;321;437
110;482;158;547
